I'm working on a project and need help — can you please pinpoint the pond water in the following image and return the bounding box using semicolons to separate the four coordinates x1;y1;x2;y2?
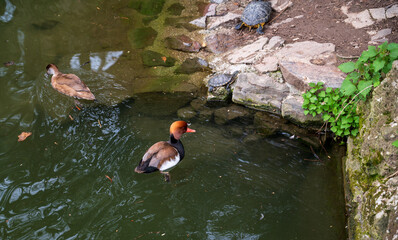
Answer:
0;0;346;239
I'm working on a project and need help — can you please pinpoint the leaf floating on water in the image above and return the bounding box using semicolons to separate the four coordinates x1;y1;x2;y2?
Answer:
75;105;81;111
260;213;264;220
3;61;14;67
18;132;32;142
161;56;167;63
98;119;102;128
105;175;113;183
69;115;74;121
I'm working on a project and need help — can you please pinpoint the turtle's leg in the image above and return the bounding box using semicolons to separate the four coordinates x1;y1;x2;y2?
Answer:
256;24;265;34
208;86;214;92
235;22;243;30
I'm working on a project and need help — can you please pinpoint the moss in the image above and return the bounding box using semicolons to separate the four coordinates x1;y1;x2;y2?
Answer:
128;27;158;49
128;0;166;16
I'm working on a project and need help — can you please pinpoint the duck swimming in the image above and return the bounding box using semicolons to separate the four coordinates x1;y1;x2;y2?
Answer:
46;64;96;100
135;121;195;181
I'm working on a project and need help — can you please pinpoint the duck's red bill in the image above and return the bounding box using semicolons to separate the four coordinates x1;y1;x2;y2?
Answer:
186;128;196;133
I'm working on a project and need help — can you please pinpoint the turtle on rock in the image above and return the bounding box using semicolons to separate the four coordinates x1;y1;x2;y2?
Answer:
235;0;272;35
207;71;239;92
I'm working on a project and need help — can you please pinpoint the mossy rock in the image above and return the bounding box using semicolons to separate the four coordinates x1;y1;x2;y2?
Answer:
167;3;185;16
141;50;176;67
128;27;157;49
128;0;165;16
142;16;158;25
174;58;210;74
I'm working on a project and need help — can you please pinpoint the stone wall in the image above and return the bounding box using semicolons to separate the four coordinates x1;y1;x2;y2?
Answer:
345;61;398;239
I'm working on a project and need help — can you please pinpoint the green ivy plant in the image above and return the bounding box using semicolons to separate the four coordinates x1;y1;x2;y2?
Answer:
302;42;398;138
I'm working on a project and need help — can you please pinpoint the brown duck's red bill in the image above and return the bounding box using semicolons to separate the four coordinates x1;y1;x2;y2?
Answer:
186;128;196;133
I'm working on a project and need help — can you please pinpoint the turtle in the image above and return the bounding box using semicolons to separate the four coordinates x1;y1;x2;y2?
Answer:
235;0;272;35
208;71;239;92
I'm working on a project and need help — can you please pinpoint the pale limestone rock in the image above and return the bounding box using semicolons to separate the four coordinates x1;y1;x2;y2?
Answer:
190;16;206;29
265;36;285;51
226;37;269;64
279;61;345;92
207;12;240;30
386;4;398;18
254;56;279;73
341;6;375;29
281;94;322;125
370;28;392;44
232;73;289;113
270;0;293;12
369;8;386;20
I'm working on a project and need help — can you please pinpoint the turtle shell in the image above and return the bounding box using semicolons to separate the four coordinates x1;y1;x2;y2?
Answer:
208;71;238;87
241;0;272;26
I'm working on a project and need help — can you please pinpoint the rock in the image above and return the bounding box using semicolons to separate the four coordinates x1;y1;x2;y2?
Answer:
369;8;386;21
128;27;157;49
279;61;345;92
174;57;210;74
214;104;252;125
232;73;290;113
274;41;337;65
190;97;207;111
207;85;232;102
190;16;206;28
198;108;214;121
369;28;392;44
265;36;285;51
270;0;293;12
203;3;217;16
386;4;398;18
167;3;185;16
164;35;202;53
177;107;197;119
210;0;225;4
226;37;269;64
141;50;176;67
345;60;398;239
341;6;374;29
243;134;262;143
254;56;279;73
207;12;240;30
281;94;322;126
128;0;165;16
205;33;241;54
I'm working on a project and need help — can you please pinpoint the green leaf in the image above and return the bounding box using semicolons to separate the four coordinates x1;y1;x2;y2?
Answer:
323;114;331;121
309;82;316;88
357;80;373;98
331;126;338;132
378;41;388;51
326;87;332;93
316;82;324;87
351;129;359;136
310;88;317;93
344;129;351;136
363;46;377;58
393;139;398;148
303;98;310;105
338;62;356;73
309;104;317;110
387;43;398;51
340;79;357;96
373;58;385;72
389;49;398;59
304;110;309;115
347;72;360;83
310;96;318;103
336;129;343;136
318;91;326;98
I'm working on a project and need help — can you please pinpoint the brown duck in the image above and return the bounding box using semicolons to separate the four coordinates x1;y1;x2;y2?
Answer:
46;64;96;100
135;121;195;181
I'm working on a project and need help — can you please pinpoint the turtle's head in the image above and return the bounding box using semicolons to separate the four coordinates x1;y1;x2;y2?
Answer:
46;64;58;75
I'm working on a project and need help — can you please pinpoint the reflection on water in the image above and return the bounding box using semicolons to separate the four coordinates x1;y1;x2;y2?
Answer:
0;0;346;239
0;0;16;23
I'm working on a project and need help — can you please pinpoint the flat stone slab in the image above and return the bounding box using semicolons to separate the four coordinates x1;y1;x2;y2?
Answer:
274;41;336;64
386;4;398;18
279;61;345;92
207;12;240;30
369;8;386;20
281;94;322;125
341;6;374;29
226;37;269;64
232;73;290;113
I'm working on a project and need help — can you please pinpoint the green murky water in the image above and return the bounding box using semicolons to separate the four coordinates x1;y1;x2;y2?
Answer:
0;0;346;239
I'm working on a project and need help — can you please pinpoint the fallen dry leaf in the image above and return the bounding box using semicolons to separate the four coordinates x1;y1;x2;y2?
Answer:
105;175;112;183
161;56;167;63
18;132;32;142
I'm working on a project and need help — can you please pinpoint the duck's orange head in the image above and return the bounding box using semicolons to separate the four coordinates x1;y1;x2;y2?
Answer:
170;121;195;140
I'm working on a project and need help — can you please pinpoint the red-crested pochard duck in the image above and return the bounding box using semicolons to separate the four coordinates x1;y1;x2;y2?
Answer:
134;121;195;181
46;64;96;100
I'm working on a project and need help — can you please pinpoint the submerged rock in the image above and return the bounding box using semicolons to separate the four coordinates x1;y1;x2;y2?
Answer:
177;107;197;119
164;35;202;53
167;3;185;16
141;50;176;67
128;27;157;49
214;104;252;125
128;0;166;16
174;57;210;74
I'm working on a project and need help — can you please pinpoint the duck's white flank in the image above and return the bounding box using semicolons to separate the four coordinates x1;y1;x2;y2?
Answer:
159;154;180;171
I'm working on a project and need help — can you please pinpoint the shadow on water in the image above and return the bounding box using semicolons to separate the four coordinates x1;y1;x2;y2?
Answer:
0;0;346;239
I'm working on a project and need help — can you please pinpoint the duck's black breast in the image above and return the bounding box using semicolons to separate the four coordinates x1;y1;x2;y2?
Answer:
168;134;185;160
